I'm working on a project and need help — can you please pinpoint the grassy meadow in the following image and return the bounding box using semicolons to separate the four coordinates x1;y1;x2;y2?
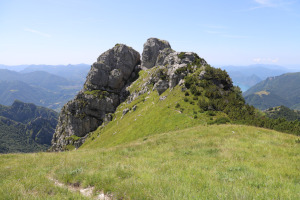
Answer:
0;69;299;199
0;125;299;199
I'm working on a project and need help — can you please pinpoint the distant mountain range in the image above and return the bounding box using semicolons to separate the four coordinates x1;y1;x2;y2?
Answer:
243;72;300;110
0;100;58;153
220;64;296;91
0;64;90;82
0;65;90;111
19;64;90;84
0;69;72;91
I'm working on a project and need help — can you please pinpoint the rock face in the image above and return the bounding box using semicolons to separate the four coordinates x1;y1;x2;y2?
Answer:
51;44;140;151
141;38;171;69
51;37;209;151
127;39;208;104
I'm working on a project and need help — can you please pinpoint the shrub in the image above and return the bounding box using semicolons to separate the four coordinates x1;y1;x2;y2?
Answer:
198;99;208;111
175;103;180;108
207;111;216;116
198;108;204;113
178;52;185;59
212;117;231;125
175;67;187;75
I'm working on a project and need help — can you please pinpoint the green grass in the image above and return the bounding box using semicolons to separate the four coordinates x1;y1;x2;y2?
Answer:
0;125;299;199
1;68;299;199
82;84;225;149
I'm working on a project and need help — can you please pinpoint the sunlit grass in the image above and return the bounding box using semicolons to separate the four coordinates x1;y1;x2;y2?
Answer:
1;70;299;199
0;125;299;199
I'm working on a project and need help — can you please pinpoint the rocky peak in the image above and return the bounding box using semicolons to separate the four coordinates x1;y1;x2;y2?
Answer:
141;38;171;69
50;44;141;151
51;38;209;151
84;44;140;93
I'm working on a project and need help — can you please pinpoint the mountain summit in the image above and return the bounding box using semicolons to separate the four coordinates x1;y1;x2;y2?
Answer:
51;38;243;151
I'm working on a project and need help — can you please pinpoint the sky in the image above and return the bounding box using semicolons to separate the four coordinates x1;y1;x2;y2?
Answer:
0;0;300;67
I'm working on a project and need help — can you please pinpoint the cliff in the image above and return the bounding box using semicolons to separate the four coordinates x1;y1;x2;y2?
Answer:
51;38;233;151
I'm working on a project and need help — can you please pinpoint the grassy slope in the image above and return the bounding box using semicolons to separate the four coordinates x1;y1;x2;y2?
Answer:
82;69;226;149
0;69;299;199
0;125;299;199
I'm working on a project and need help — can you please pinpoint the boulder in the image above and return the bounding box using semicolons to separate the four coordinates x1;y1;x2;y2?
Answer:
122;108;130;117
141;38;171;69
153;80;169;95
85;44;140;92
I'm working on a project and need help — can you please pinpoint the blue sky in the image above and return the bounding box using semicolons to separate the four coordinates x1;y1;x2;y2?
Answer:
0;0;299;66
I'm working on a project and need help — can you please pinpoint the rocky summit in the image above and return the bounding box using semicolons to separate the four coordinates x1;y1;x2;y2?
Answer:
51;44;140;151
50;38;209;151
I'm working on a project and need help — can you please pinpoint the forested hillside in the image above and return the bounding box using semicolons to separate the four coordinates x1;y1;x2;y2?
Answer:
0;100;58;153
244;72;300;110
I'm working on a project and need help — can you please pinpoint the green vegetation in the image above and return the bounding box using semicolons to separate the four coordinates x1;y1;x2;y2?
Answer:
177;52;186;59
84;90;108;99
0;100;58;153
244;92;289;111
178;63;300;136
265;106;300;121
66;135;81;142
244;72;300;110
1;60;299;199
0;125;299;199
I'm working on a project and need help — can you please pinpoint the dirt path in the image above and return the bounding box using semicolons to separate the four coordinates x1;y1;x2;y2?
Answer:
48;177;112;200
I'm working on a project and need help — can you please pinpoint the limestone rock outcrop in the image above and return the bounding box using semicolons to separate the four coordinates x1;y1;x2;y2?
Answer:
141;38;171;69
130;39;207;100
51;44;140;151
51;37;209;151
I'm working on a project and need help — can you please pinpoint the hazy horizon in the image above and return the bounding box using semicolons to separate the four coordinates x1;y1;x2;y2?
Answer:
0;63;299;70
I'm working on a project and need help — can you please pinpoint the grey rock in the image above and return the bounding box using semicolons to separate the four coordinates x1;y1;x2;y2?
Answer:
141;38;171;69
51;44;140;151
132;105;137;111
104;113;113;122
153;80;169;95
156;48;175;66
122;108;130;117
199;70;206;80
85;44;140;93
108;69;124;89
159;96;167;101
178;79;185;86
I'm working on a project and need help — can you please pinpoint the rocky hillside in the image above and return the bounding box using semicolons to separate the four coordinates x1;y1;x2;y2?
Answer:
244;72;300;110
0;100;58;153
51;38;249;151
